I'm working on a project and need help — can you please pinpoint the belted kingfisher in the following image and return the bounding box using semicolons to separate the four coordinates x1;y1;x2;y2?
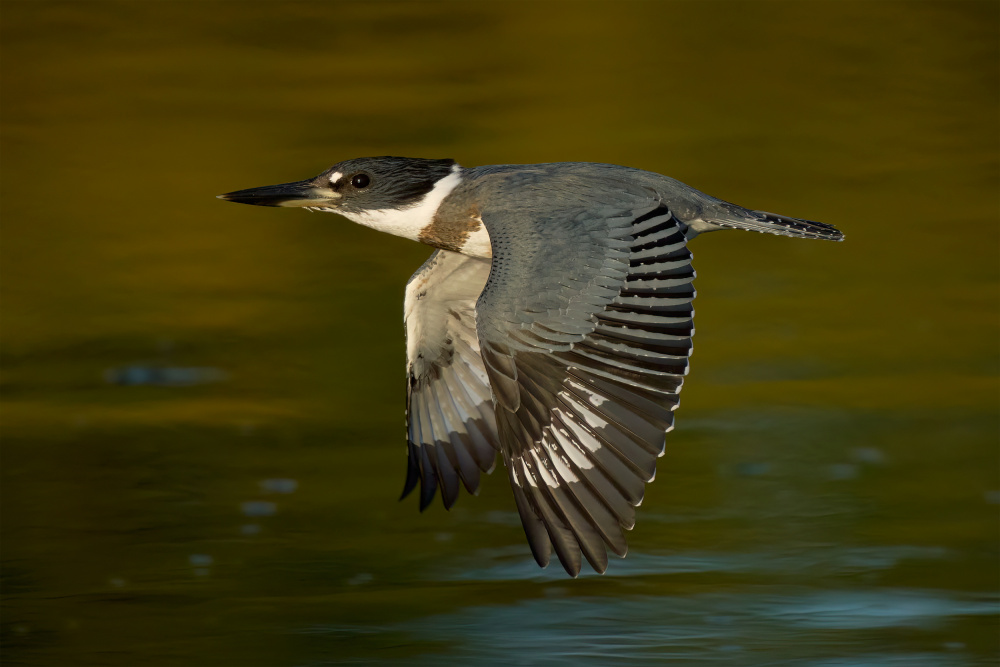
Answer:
220;157;843;576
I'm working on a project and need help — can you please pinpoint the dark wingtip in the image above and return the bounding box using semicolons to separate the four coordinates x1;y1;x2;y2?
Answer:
418;482;437;512
399;442;421;502
399;454;420;500
510;481;553;568
553;542;583;577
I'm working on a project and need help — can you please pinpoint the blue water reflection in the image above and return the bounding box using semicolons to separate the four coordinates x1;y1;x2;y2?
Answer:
392;589;997;666
437;545;952;583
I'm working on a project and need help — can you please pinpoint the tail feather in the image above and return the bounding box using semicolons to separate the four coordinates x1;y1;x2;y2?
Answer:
702;202;844;241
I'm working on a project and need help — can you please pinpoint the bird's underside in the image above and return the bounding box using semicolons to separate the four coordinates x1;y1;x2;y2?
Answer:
403;201;696;576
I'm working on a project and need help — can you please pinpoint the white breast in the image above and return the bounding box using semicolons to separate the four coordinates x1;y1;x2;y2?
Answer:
460;222;493;258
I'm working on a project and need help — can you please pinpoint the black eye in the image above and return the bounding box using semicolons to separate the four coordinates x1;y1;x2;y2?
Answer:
351;173;370;189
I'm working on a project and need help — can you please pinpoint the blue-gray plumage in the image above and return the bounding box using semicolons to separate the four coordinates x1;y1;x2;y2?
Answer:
220;157;843;576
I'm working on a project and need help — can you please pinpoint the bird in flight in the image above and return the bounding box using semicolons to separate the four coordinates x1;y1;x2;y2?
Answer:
220;157;843;576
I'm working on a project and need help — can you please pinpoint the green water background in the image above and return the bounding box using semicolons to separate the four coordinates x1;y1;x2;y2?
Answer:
2;2;998;665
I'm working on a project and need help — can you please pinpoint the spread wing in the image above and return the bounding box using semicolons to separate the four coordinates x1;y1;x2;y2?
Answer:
402;249;499;510
477;192;694;576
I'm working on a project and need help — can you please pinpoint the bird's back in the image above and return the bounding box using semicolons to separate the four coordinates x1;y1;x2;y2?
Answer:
462;162;841;243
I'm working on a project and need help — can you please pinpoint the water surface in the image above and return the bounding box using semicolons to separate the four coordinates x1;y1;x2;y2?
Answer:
2;2;997;665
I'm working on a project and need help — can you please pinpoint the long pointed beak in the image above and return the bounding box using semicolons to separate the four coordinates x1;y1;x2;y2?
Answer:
217;178;341;208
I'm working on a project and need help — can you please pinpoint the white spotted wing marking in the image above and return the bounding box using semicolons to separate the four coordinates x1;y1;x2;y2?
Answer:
402;249;499;510
478;202;694;576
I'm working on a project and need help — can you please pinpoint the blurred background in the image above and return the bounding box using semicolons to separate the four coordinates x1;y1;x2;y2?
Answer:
2;1;997;665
